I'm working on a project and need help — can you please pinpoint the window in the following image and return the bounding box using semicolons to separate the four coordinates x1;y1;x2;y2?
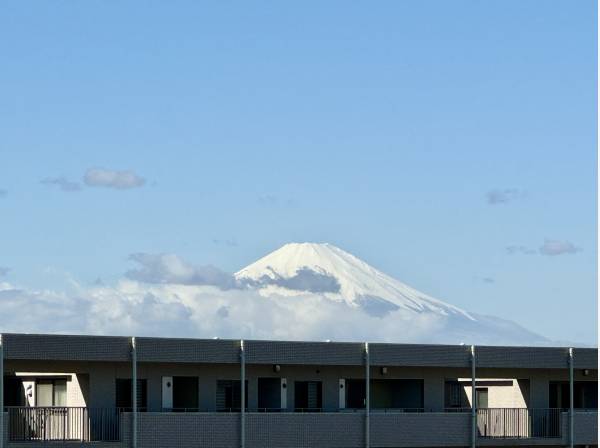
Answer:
294;381;322;411
115;379;147;411
35;379;67;407
445;380;469;409
476;388;488;409
550;381;598;409
216;380;247;411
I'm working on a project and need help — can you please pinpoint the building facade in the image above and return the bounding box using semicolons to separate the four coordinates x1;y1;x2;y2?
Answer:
0;333;597;448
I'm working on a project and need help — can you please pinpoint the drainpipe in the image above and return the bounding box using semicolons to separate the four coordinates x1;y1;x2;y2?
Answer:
471;345;476;448
569;348;574;448
131;337;137;448
0;334;4;448
240;340;245;448
365;342;370;448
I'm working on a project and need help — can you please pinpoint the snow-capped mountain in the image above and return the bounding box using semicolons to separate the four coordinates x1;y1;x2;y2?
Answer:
235;242;471;318
235;242;549;345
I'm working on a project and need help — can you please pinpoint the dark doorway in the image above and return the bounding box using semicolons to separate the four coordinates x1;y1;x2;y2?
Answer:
346;379;366;409
3;376;25;406
258;378;281;410
115;378;147;411
444;380;470;410
294;381;322;411
172;376;198;411
371;379;424;410
216;380;247;411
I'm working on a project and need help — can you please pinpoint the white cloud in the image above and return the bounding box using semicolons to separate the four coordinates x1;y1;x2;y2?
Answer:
84;168;145;190
539;239;581;256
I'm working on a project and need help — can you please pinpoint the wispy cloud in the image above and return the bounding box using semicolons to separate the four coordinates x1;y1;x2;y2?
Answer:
258;194;296;207
539;239;581;256
473;275;495;284
486;188;524;205
0;267;10;277
84;168;145;190
41;177;82;192
212;238;239;247
506;239;581;256
506;245;537;255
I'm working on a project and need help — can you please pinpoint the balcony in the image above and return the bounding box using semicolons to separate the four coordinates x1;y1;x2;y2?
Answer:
6;407;120;443
477;408;562;438
2;407;597;447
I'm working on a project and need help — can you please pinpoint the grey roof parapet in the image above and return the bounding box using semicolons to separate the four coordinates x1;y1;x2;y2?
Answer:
1;332;596;369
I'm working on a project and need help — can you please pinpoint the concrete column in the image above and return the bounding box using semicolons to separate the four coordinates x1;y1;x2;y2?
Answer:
365;342;370;448
471;345;476;448
131;337;137;448
569;348;574;448
240;340;245;448
0;334;4;448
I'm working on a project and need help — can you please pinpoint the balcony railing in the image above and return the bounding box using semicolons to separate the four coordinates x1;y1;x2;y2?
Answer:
6;407;121;442
477;408;562;438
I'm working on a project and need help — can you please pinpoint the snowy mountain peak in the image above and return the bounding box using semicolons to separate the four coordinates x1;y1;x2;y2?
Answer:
235;242;474;320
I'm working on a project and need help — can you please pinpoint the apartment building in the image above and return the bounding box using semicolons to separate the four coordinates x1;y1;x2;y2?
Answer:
0;333;597;448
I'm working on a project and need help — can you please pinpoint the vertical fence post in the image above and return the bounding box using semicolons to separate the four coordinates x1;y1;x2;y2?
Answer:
0;334;4;448
131;337;137;448
365;342;370;448
240;340;245;448
568;348;574;448
471;345;476;448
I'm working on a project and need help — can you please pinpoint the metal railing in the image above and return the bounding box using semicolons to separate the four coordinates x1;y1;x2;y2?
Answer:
444;407;472;413
477;408;562;438
6;407;120;442
371;408;425;413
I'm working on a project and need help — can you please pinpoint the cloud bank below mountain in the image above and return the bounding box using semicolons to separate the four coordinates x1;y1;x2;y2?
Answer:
0;278;548;346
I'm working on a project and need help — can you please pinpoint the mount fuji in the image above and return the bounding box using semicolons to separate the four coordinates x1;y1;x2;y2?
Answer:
234;242;549;345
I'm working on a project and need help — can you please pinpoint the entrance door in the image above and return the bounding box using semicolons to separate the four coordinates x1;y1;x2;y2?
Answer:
346;379;366;409
172;377;199;411
295;381;322;411
258;378;282;411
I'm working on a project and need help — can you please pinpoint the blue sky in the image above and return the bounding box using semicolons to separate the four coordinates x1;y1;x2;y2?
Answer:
0;0;597;344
